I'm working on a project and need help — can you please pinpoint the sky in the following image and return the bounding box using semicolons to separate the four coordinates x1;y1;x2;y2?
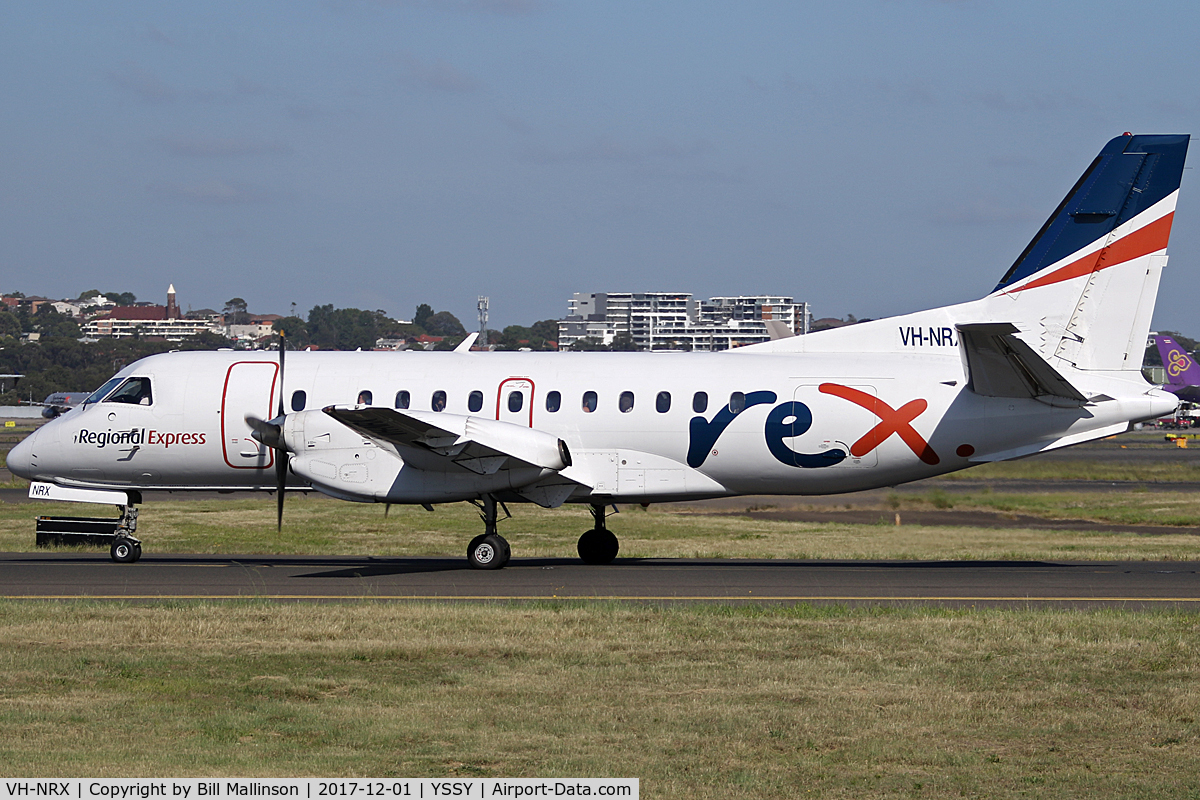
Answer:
4;1;1200;333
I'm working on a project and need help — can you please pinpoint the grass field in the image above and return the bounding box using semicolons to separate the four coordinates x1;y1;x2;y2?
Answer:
3;429;1200;793
0;601;1197;798
3;491;1200;562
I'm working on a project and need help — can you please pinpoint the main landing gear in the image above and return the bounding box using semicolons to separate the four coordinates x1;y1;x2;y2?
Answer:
577;503;619;565
464;498;620;569
467;495;511;570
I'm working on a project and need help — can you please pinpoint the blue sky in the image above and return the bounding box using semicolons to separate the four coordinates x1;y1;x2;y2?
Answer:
3;1;1200;332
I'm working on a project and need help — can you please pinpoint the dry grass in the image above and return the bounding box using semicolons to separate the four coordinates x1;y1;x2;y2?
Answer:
3;492;1200;562
0;601;1197;798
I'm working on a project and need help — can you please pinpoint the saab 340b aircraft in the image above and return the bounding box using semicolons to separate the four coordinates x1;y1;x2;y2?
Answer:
7;133;1191;567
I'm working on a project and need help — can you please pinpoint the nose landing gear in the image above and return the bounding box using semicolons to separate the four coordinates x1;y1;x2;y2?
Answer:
110;503;141;563
577;503;619;564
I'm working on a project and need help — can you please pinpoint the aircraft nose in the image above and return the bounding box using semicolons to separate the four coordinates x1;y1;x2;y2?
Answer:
6;428;38;480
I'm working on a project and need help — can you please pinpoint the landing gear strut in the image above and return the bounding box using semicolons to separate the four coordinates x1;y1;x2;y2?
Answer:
577;503;619;565
467;494;511;570
110;503;141;563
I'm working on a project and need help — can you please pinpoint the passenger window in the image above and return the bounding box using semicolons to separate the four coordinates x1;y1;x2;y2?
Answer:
395;390;410;410
468;390;483;413
291;390;307;412
431;391;447;412
656;391;671;413
357;390;373;406
546;391;561;412
693;391;708;413
729;392;745;413
105;377;153;406
619;391;634;413
582;391;598;413
508;391;524;413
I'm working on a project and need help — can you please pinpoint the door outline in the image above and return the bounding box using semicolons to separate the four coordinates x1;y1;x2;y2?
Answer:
221;361;278;469
496;377;535;427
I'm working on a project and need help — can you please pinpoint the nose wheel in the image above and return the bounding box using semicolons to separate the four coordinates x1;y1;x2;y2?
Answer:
110;535;142;563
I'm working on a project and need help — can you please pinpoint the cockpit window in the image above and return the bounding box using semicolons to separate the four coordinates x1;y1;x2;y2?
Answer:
84;376;125;406
104;377;153;406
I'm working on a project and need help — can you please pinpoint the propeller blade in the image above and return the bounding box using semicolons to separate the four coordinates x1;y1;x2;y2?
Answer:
277;332;286;418
275;446;287;531
275;331;287;531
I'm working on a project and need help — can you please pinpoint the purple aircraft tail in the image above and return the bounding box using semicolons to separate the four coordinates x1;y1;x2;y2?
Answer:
1154;336;1200;388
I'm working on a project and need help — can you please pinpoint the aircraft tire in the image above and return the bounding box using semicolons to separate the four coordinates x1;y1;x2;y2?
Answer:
111;537;138;564
467;533;510;570
577;528;619;565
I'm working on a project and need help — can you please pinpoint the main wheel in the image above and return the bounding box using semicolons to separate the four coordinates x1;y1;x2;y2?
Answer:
111;537;138;564
577;528;619;565
467;533;511;570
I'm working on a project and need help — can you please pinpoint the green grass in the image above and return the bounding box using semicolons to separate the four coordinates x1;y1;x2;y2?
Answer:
945;456;1200;482
890;486;1200;527
3;493;1200;562
0;601;1197;798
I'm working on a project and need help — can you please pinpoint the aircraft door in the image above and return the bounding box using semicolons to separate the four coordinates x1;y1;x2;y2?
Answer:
496;378;534;427
787;384;879;468
221;361;279;469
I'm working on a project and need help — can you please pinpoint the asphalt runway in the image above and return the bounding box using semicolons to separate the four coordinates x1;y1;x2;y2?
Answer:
1;552;1197;608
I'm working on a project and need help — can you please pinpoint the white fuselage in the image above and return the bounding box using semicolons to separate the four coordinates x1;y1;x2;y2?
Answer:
10;346;1169;506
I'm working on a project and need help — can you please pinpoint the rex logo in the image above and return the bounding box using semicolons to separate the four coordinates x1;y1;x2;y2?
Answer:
685;384;939;469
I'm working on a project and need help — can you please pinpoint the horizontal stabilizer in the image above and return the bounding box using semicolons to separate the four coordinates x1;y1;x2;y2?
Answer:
957;323;1087;403
323;406;574;475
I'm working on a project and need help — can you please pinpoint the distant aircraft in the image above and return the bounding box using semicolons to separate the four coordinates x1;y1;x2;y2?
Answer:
23;392;92;419
7;133;1191;566
1151;335;1200;401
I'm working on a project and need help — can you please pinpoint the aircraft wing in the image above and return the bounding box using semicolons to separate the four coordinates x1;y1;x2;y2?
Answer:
323;406;574;476
956;323;1088;403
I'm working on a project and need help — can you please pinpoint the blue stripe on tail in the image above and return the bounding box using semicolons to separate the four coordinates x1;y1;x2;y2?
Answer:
994;134;1190;292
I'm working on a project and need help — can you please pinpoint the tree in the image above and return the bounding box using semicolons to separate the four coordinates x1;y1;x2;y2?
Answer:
0;311;19;339
414;303;434;331
423;311;466;338
570;337;607;351
610;332;638;351
184;330;234;349
223;298;251;325
272;316;309;346
306;305;382;351
105;291;137;306
33;306;80;339
531;319;559;343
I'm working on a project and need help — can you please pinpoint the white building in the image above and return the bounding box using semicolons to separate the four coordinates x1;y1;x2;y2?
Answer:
79;285;221;342
558;292;810;351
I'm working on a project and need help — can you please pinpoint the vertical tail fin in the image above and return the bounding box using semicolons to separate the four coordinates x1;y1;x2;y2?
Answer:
1154;335;1200;388
989;134;1190;372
